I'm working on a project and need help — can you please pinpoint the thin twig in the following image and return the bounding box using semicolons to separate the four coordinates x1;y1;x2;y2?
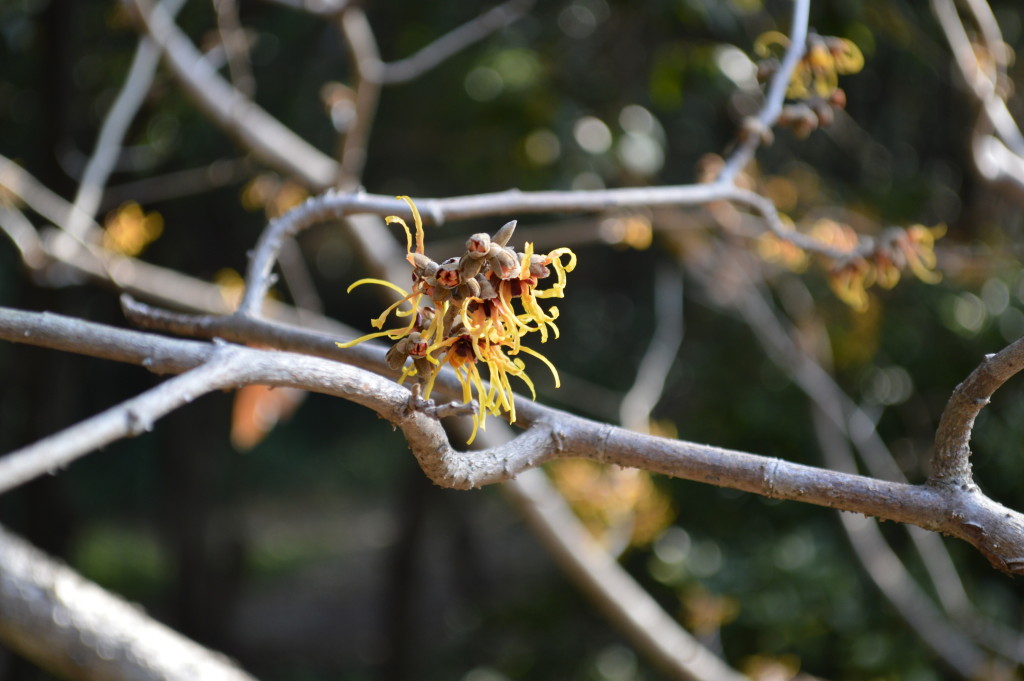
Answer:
717;0;810;184
932;0;1024;196
0;202;46;269
63;0;188;241
336;6;381;186
374;0;535;85
503;468;749;681
0;154;100;232
0;347;245;494
619;263;685;432
809;409;988;679
128;0;339;187
255;0;348;16
699;247;1024;662
99;158;253;210
212;0;256;97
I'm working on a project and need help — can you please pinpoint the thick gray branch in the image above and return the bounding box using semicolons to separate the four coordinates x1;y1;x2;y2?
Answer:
0;524;257;681
5;307;1024;573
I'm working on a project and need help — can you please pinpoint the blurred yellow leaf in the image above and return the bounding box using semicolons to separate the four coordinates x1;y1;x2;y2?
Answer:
103;201;163;256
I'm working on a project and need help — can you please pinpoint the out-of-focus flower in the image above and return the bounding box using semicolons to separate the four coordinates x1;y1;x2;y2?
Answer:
809;218;860;253
548;459;674;551
241;174;309;217
755;30;864;100
102;201;163;256
754;30;862;138
756;219;945;313
828;257;874;312
757;218;810;273
897;223;945;284
337;197;576;442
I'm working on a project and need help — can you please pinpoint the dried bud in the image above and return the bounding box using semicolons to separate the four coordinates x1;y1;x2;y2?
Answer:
474;275;497;300
459;253;485;279
406;331;428;358
756;58;779;84
828;88;847;109
386;341;410;370
529;254;551;279
811;99;834;127
416;306;435;331
460;277;481;298
466;233;491;258
492;220;517;247
410;252;439;280
779;104;818;138
436;257;461;288
489;247;521;280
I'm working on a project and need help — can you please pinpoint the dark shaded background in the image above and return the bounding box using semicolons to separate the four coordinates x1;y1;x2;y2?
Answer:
2;0;1024;679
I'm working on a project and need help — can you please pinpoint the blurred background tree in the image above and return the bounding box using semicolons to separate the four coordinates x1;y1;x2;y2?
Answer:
2;0;1024;680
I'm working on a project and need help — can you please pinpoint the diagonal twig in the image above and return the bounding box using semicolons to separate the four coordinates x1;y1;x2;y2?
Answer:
63;0;188;241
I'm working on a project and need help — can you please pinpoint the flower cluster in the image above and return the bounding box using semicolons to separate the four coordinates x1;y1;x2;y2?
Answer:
759;219;945;312
755;30;864;138
337;197;576;442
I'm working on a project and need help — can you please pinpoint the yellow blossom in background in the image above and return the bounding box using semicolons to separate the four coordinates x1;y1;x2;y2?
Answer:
599;215;654;250
241;174;309;217
899;223;945;284
214;268;246;310
102;201;163;257
754;218;945;313
755;30;864;100
809;217;859;253
337;197;576;442
758;232;809;273
828;258;874;312
548;459;675;551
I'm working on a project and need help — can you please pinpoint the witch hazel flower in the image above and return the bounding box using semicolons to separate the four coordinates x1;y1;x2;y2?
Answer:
337;197;577;442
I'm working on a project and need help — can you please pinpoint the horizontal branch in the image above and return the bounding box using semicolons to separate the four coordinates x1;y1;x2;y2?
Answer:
3;306;1024;573
236;183;848;315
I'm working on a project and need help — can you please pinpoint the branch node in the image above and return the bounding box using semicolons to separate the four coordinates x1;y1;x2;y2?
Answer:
404;383;477;419
125;409;153;436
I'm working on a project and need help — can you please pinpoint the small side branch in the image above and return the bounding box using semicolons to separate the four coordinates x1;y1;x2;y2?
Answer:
932;335;1024;485
0;347;247;495
374;0;535;85
717;0;810;184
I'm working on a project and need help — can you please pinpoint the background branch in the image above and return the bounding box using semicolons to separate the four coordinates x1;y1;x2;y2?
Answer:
0;525;257;681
